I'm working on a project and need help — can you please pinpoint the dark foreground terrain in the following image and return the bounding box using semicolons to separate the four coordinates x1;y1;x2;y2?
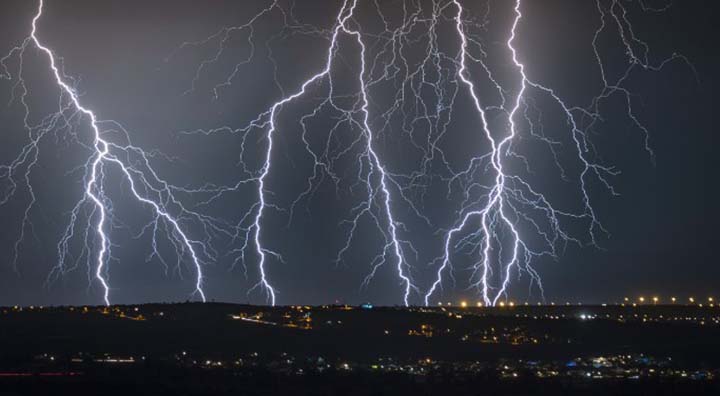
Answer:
1;303;719;395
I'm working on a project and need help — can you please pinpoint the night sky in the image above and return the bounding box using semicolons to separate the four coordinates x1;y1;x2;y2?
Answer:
0;0;717;307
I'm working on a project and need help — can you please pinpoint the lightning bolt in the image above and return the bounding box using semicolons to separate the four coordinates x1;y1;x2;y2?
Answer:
177;0;425;305
0;0;228;305
424;0;691;306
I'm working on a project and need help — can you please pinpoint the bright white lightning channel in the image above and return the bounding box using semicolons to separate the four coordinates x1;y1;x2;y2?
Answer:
181;0;418;305
1;0;217;305
424;0;689;306
185;0;417;306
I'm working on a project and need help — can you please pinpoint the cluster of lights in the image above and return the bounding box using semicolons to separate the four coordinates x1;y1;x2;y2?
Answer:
622;296;716;306
433;295;719;308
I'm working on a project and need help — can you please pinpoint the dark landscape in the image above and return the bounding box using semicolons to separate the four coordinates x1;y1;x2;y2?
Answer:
1;303;719;395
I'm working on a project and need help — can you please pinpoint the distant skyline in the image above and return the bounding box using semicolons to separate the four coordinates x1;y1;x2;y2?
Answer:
0;0;717;307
